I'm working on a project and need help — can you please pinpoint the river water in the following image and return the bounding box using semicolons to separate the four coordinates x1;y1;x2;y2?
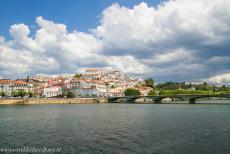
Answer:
0;101;230;154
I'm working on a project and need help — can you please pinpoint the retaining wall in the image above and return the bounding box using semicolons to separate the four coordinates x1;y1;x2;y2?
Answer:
0;98;108;105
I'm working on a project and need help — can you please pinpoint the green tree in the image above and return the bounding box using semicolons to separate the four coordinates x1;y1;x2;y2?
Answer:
11;90;27;97
66;91;76;98
11;91;18;97
27;91;34;97
156;82;180;90
124;89;141;96
148;90;157;96
74;74;83;78
144;78;155;88
158;89;216;95
195;82;213;91
17;90;27;97
0;91;5;96
222;85;230;91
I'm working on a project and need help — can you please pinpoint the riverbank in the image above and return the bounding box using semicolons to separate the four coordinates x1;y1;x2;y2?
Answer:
0;98;108;105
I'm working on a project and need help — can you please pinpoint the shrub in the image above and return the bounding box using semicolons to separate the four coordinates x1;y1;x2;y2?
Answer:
66;91;76;98
124;89;141;96
148;90;157;96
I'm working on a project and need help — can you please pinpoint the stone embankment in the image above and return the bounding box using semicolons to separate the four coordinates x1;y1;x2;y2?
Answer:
0;98;108;105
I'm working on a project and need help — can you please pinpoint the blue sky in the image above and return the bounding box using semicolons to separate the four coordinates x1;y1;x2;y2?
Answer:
0;0;230;84
0;0;161;38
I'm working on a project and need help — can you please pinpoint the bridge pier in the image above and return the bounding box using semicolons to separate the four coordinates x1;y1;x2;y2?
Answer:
125;97;137;103
189;98;196;104
152;99;162;104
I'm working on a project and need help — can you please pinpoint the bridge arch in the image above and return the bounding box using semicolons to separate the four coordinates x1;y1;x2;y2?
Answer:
108;94;230;104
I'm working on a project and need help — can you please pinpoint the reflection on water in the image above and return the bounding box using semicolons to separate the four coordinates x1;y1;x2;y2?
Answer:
0;101;230;154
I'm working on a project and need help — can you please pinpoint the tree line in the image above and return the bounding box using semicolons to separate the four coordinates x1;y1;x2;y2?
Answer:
0;90;35;97
124;78;230;96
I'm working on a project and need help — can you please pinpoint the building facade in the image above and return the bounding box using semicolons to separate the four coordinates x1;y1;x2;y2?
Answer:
0;80;31;96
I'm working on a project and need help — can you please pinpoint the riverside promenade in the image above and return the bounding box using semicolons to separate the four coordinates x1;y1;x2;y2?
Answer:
0;98;108;105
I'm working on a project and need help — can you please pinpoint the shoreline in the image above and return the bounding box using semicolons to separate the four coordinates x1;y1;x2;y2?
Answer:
0;98;229;105
0;98;108;105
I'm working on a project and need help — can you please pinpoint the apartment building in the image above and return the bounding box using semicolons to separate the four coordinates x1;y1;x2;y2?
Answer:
0;79;31;96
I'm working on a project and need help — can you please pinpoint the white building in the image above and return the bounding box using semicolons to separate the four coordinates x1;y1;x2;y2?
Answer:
0;80;31;96
77;80;107;97
108;87;124;97
43;86;63;98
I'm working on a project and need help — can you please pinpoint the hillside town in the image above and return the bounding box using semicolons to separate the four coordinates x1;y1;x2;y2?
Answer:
1;68;229;99
0;68;150;98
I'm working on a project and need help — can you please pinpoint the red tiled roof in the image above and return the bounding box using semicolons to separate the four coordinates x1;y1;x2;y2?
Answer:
0;80;28;85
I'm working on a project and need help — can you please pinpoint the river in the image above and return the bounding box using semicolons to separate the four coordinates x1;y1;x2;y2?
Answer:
0;101;230;154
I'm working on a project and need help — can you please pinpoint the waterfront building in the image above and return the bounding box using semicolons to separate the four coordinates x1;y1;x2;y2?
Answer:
77;80;107;97
0;79;31;96
43;85;63;98
79;87;98;97
108;87;124;97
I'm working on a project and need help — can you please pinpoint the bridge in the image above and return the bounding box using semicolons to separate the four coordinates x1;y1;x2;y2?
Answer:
108;94;230;104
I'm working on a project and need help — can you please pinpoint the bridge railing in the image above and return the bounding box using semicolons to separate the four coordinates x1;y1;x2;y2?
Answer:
108;94;230;103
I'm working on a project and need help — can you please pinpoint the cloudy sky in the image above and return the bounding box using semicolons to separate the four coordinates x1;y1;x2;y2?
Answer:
0;0;230;84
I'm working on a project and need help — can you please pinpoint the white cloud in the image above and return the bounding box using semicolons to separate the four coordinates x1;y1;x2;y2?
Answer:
0;17;104;78
142;48;195;65
10;24;30;40
0;36;5;43
206;56;230;64
94;0;230;56
206;73;230;84
108;55;150;74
